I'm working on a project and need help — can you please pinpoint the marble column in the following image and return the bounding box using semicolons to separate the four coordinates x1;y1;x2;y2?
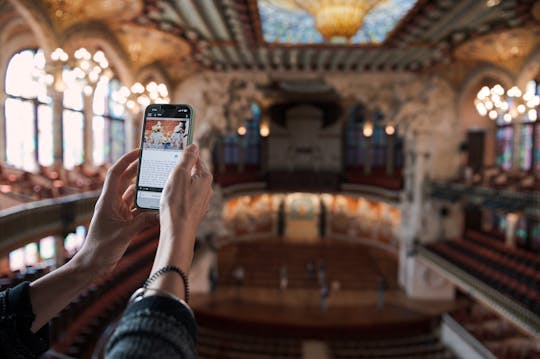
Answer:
53;235;65;269
51;90;64;166
0;92;6;162
83;93;94;165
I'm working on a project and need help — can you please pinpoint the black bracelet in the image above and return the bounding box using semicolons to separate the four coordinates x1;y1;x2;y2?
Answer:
144;265;190;303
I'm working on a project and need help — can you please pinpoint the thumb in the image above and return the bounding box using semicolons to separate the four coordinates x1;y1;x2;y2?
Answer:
179;144;199;172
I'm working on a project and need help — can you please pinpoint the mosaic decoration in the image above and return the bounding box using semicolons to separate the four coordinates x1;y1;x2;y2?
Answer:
257;0;418;45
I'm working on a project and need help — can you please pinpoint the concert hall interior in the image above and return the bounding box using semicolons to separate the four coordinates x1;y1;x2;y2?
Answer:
1;0;540;358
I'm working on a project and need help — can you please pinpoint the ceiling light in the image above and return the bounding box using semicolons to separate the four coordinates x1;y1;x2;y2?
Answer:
294;0;383;39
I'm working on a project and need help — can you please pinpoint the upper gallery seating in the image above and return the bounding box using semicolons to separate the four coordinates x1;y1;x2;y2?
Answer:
455;165;540;192
329;333;455;359
425;230;540;316
451;303;540;359
197;325;302;359
0;162;108;206
217;240;398;290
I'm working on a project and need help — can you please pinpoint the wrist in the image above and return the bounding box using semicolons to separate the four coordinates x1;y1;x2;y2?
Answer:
62;255;99;288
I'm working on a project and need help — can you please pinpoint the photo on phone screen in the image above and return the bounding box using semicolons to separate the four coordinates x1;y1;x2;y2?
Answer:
136;105;193;210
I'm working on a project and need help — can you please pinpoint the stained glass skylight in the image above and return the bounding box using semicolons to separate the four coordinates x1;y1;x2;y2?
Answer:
258;0;418;45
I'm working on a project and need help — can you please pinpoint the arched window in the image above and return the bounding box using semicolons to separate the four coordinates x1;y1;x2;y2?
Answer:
222;102;261;166
62;68;85;169
371;110;386;168
495;80;539;172
244;103;261;165
4;49;53;171
92;77;125;164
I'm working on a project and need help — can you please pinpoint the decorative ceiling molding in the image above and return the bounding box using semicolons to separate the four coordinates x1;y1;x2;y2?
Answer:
454;26;540;74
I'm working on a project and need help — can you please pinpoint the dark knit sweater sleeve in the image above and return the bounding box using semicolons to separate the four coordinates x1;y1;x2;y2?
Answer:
0;281;50;358
105;295;197;359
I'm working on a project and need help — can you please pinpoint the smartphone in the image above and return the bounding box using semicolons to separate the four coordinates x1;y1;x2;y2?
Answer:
135;104;194;210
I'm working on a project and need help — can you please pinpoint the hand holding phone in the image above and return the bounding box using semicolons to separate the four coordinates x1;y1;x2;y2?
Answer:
135;104;194;210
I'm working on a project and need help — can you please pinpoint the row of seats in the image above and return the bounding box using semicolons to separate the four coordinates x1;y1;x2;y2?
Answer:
456;166;540;192
451;304;540;359
427;240;540;315
198;325;302;359
330;332;455;359
217;240;398;290
0;162;108;204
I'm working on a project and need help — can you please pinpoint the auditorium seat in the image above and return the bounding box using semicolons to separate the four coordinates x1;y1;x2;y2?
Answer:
450;303;539;359
426;232;540;316
330;332;455;359
198;325;302;359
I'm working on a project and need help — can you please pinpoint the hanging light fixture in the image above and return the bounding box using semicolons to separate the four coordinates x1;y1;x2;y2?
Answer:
112;81;170;115
70;48;113;95
475;83;539;123
294;0;383;39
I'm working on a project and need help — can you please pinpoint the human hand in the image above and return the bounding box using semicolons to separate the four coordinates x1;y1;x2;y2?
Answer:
155;144;213;274
76;149;159;275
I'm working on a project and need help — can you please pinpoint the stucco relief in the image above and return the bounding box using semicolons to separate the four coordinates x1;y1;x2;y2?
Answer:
177;71;460;179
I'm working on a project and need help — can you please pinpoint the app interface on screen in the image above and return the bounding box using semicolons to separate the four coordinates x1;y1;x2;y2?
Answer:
137;113;190;209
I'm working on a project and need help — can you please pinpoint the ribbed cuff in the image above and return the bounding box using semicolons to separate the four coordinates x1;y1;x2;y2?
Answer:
124;294;197;343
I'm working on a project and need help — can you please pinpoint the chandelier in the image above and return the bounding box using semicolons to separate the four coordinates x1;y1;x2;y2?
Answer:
46;47;112;94
294;0;382;39
475;84;539;123
112;81;170;115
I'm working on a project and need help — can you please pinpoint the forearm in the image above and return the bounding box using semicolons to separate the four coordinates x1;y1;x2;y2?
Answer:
29;256;97;332
149;223;195;300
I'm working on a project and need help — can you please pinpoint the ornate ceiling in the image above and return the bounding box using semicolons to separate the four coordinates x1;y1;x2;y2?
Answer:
257;0;419;45
5;0;540;83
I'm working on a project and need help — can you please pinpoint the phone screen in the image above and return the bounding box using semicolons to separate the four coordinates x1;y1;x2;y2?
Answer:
135;104;193;210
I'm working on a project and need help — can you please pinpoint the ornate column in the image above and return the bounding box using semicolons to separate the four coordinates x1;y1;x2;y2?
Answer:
0;92;6;162
83;94;94;165
51;90;64;166
53;235;65;269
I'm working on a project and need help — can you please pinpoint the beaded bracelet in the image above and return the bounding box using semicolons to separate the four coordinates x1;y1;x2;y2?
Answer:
128;287;194;318
144;265;190;303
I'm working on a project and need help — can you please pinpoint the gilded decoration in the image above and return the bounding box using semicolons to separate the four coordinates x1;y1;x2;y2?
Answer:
115;23;191;69
42;0;143;31
454;27;540;74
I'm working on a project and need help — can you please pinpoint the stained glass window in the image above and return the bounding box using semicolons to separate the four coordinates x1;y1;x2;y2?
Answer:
224;135;238;164
39;236;55;260
4;49;52;171
496;127;513;170
372;111;386;168
63;110;84;169
345;104;367;167
531;221;540;253
536;125;540;172
92;78;125;164
258;0;418;45
244;103;261;165
62;69;85;169
518;125;533;170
